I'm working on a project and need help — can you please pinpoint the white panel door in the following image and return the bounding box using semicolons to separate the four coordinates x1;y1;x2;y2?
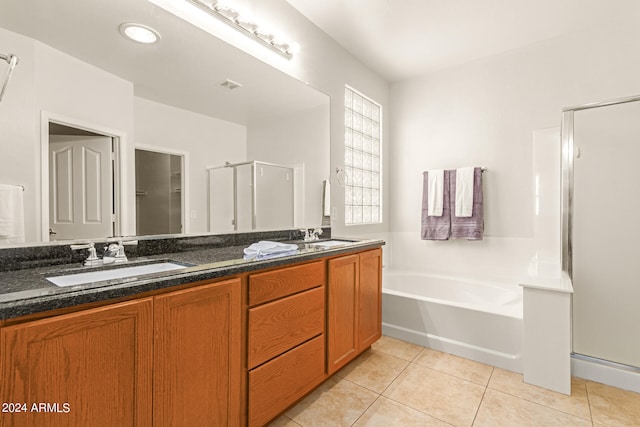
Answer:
49;135;113;240
572;100;640;368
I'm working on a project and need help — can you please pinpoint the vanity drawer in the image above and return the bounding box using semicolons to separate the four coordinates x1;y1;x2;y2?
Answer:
248;335;325;427
249;260;326;306
248;287;324;369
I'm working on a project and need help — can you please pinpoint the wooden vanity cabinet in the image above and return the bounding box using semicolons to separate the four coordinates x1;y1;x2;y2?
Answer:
327;248;382;375
0;298;154;427
357;249;383;351
247;261;326;427
0;245;382;427
154;277;242;427
0;277;242;427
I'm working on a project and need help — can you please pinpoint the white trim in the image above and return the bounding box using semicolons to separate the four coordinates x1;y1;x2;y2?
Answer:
572;355;640;393
134;144;189;234
41;111;126;242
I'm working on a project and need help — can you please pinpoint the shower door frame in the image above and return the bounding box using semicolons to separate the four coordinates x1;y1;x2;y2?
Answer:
561;93;640;372
207;160;295;232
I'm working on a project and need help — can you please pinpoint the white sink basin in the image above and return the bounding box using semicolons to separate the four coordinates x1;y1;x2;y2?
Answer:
47;262;189;287
308;240;352;249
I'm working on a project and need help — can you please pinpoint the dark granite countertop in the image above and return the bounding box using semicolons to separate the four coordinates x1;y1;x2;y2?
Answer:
0;237;384;320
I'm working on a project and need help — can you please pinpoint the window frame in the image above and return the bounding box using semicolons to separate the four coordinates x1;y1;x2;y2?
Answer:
343;84;382;226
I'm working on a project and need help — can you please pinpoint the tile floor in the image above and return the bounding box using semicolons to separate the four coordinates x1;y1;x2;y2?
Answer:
269;336;640;427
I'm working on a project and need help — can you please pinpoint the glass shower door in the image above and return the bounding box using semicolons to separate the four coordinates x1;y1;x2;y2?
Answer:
571;99;640;368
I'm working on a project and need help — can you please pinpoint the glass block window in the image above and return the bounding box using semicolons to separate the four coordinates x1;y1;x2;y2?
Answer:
344;86;381;225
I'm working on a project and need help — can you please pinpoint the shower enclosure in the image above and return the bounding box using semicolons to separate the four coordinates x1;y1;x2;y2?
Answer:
208;161;294;232
135;149;183;235
562;95;640;371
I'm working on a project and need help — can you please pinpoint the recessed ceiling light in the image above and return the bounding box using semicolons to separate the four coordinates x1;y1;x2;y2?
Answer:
119;23;161;44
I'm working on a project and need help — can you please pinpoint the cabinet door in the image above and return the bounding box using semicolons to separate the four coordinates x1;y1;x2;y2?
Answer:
327;254;359;375
153;278;242;427
358;249;383;351
0;298;153;427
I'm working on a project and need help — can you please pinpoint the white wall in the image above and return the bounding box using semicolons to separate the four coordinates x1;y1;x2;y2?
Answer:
134;97;247;234
389;23;640;280
0;28;37;243
0;28;134;242
34;42;135;237
247;104;329;228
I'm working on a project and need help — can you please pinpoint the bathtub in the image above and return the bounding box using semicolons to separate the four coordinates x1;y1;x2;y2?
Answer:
382;271;523;372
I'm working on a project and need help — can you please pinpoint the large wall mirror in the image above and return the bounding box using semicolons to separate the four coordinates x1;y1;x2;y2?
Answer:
0;0;330;247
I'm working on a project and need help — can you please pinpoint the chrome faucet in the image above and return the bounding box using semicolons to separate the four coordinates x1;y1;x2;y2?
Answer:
104;239;138;264
70;242;101;266
300;228;323;242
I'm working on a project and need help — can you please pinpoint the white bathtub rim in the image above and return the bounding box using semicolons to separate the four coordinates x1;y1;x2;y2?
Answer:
382;270;523;319
383;269;518;290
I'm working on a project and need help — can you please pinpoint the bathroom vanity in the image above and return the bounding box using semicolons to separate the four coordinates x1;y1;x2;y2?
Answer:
0;237;383;427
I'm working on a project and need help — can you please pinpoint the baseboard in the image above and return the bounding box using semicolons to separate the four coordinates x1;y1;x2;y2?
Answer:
571;354;640;393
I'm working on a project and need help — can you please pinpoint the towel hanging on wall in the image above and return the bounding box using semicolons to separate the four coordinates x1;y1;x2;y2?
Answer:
426;169;445;216
455;167;475;217
421;167;484;240
451;167;484;240
0;184;25;244
421;170;451;240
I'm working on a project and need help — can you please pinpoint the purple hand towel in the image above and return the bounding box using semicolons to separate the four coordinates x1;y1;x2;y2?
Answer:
421;170;451;240
450;167;484;240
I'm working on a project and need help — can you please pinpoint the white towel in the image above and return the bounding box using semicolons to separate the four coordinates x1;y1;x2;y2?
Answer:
427;169;444;216
323;180;331;216
0;184;25;244
455;167;475;217
243;241;299;260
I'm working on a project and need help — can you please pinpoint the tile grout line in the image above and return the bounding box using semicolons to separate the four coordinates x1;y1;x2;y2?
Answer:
375;360;459;427
383;343;592;424
487;388;598;425
350;393;381;426
486;379;594;422
336;347;415;426
470;367;493;426
584;382;595;426
345;347;411;426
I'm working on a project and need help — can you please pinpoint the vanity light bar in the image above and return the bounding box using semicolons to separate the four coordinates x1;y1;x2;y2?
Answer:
184;0;299;59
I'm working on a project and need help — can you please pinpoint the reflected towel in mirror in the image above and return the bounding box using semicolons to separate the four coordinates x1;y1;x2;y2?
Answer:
0;184;25;244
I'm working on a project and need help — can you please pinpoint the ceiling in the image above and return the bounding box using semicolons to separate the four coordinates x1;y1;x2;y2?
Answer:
286;0;640;82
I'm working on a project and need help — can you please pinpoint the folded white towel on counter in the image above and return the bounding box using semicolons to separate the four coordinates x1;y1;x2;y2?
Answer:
243;241;299;260
0;184;25;244
455;167;475;217
427;169;445;216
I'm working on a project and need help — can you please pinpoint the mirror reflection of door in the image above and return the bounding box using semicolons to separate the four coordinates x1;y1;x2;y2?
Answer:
135;149;183;236
48;133;114;241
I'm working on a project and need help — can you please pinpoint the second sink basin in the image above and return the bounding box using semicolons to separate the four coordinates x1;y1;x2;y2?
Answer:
307;240;353;249
47;262;189;287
